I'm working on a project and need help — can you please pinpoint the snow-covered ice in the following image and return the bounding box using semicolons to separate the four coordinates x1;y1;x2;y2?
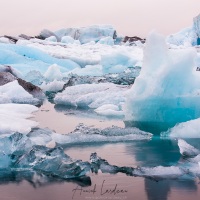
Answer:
0;80;39;104
177;139;200;157
0;104;38;134
52;123;152;145
161;118;200;138
54;83;128;116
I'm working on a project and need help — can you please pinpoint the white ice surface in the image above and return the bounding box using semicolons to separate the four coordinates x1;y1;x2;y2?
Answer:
54;83;128;115
0;80;39;104
0;104;38;134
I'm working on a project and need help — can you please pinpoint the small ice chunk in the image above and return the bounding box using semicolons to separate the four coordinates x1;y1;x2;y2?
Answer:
94;104;124;117
133;166;184;180
44;64;63;82
101;50;138;74
24;70;44;86
61;36;75;44
41;80;65;92
45;36;57;42
27;128;53;146
163;118;200;138
178;139;200;157
98;36;114;45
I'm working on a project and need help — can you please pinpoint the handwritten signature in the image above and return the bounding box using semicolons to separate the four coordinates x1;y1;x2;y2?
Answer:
72;180;128;199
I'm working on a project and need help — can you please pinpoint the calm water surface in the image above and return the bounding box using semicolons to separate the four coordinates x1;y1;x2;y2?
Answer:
1;102;200;200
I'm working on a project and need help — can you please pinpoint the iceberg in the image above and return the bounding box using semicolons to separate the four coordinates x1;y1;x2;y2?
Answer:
0;43;80;75
0;104;38;134
45;36;57;43
43;64;63;82
126;31;200;133
19;125;151;147
54;83;128;116
161;118;200;138
97;36;114;46
0;80;39;104
101;49;139;74
61;36;77;44
52;123;152;145
193;14;200;45
167;14;200;46
0;132;91;179
41;80;65;92
53;25;117;44
24;70;44;86
90;152;184;180
167;27;197;47
177;139;200;157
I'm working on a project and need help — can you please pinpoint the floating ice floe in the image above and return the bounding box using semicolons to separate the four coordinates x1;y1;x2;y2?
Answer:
41;80;65;92
54;83;128;116
25;124;152;147
161;118;200;138
52;123;152;145
177;139;200;157
0;104;38;134
90;152;185;180
0;133;90;179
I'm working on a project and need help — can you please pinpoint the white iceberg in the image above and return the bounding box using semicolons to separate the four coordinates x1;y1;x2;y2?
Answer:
44;64;63;82
45;36;57;43
162;118;200;138
0;80;39;104
54;25;116;44
54;83;128;116
0;104;38;134
41;80;65;92
177;139;200;156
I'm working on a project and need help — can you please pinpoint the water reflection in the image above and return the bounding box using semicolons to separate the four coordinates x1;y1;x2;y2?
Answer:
125;137;200;200
0;170;91;188
124;120;177;134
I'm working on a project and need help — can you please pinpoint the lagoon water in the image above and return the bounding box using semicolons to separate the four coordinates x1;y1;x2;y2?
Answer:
0;101;200;200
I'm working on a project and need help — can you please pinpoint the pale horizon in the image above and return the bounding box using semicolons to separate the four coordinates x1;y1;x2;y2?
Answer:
0;0;200;38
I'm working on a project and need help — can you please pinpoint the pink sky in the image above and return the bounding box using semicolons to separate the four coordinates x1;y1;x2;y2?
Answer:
0;0;199;37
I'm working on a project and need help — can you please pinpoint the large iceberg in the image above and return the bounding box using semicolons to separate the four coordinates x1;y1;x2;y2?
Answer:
126;31;200;133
